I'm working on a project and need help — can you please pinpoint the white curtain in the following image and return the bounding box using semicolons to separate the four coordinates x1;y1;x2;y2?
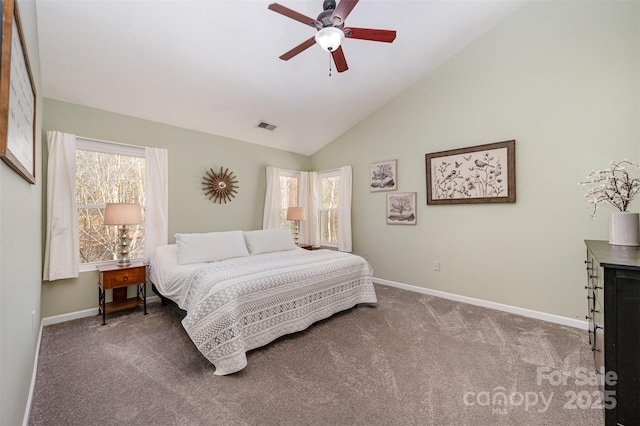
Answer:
299;171;319;246
143;147;169;263
43;131;79;281
263;166;281;229
337;166;353;252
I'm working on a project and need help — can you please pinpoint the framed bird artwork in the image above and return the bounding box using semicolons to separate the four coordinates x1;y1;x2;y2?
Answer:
425;140;516;205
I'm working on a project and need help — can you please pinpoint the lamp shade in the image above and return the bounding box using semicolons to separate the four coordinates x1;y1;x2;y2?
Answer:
104;203;142;225
315;27;345;52
286;206;306;221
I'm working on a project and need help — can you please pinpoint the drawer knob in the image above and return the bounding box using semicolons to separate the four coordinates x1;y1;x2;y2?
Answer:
123;276;128;282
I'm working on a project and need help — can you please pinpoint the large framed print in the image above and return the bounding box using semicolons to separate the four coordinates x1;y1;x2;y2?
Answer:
0;0;36;184
426;140;515;205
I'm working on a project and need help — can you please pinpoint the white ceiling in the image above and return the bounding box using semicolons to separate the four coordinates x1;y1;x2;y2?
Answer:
35;0;525;156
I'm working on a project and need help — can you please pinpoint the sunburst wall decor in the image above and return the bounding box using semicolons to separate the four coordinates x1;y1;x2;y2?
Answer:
202;167;238;204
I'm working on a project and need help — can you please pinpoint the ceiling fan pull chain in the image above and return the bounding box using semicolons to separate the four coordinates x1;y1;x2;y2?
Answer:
328;53;332;77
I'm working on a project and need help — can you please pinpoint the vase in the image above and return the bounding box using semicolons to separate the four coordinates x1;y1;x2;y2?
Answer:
609;212;640;246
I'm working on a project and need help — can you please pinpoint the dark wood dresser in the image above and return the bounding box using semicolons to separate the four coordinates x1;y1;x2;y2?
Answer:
584;240;640;425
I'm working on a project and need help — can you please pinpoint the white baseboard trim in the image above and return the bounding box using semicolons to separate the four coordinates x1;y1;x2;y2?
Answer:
43;285;585;330
42;296;161;326
22;320;43;426
374;278;588;330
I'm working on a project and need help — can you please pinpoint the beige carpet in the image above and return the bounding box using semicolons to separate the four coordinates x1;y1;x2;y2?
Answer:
29;284;603;425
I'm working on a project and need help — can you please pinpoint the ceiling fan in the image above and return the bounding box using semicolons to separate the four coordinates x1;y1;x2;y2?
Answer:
268;0;397;73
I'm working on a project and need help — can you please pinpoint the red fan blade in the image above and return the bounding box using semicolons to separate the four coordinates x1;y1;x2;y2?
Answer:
268;3;322;29
344;27;396;43
331;46;349;73
331;0;359;26
279;36;317;61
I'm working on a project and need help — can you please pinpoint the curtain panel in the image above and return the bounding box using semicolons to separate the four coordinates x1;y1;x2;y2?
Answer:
299;171;319;247
143;147;169;263
337;166;353;252
263;167;281;229
43;131;79;281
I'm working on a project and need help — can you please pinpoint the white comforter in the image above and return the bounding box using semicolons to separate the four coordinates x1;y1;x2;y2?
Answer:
150;245;377;375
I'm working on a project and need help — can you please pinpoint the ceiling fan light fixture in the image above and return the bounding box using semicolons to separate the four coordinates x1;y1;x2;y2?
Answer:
315;26;345;52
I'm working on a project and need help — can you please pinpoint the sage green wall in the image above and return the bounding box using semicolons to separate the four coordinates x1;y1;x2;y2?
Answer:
41;99;310;317
0;1;43;424
311;1;640;321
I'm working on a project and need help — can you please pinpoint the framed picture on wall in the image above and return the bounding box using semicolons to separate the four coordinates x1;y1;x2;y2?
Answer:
386;192;416;225
370;159;397;192
425;140;515;205
0;0;37;184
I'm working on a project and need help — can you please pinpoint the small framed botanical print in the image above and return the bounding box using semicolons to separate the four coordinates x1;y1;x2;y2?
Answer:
370;159;397;192
386;192;416;225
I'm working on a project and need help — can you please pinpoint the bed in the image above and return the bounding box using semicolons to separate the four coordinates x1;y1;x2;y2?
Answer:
149;229;377;375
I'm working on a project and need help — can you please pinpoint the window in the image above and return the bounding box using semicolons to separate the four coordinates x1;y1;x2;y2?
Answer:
274;168;343;248
318;170;340;247
76;139;145;270
278;170;300;235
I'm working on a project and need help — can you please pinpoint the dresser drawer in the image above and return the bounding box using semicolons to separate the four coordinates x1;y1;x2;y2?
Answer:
100;266;146;289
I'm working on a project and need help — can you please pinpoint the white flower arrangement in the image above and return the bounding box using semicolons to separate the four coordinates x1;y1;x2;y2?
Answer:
581;159;640;217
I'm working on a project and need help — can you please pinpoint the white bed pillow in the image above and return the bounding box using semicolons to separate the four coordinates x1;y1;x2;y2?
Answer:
243;229;297;254
175;231;249;264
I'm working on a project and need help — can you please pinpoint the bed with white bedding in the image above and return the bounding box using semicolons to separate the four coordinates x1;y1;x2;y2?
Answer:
149;229;377;375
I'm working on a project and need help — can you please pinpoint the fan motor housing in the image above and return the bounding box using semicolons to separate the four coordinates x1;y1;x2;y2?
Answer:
322;0;336;11
318;0;339;28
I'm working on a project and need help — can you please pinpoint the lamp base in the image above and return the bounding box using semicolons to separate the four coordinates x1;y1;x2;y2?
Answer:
116;258;132;267
116;225;132;266
293;220;300;245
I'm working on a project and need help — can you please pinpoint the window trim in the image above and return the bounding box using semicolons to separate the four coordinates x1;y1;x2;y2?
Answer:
79;260;123;273
76;138;146;272
76;138;144;158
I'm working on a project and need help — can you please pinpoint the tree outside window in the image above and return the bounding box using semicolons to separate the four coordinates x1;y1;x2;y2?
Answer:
76;148;145;264
279;174;298;234
320;173;339;246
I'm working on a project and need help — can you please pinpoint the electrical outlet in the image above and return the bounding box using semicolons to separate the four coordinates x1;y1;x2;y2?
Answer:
434;261;441;271
364;251;369;260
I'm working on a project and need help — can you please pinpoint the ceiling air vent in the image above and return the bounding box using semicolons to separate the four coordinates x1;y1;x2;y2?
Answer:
256;121;277;131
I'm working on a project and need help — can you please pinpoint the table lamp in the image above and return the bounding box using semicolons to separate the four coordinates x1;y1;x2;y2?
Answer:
104;203;142;266
286;206;306;245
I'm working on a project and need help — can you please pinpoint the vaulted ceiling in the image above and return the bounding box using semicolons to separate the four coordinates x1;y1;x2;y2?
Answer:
36;0;525;155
